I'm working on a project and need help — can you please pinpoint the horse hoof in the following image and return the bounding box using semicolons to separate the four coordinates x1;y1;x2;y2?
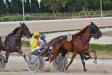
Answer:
45;58;49;61
64;68;67;72
4;60;8;63
24;59;27;62
93;60;97;64
65;67;68;71
84;56;92;60
84;70;88;72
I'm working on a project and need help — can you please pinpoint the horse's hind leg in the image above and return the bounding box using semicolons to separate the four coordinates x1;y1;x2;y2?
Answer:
80;53;87;72
18;50;27;62
61;50;68;57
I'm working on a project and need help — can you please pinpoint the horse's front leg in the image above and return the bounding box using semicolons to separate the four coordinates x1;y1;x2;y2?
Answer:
84;49;97;64
66;52;77;70
18;50;27;62
4;51;10;63
80;53;87;72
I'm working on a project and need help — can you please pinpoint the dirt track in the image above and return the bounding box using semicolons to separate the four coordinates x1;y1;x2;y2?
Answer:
0;61;112;75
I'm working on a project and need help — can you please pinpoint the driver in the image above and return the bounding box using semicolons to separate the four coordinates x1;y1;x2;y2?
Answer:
30;32;41;53
40;34;47;46
40;34;53;51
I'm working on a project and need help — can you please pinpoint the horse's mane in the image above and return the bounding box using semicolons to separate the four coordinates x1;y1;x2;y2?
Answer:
4;27;20;45
75;25;89;35
10;27;20;35
49;25;90;43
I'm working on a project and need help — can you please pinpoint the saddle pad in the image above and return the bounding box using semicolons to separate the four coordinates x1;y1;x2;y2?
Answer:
1;35;7;43
67;33;72;41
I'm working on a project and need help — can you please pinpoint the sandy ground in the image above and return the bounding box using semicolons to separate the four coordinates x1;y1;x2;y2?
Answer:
0;54;112;75
0;60;112;75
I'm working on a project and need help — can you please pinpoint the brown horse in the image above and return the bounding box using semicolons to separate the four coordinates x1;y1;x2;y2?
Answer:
0;22;32;63
42;22;102;71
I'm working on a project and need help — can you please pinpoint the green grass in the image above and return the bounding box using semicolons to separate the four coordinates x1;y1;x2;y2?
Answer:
90;44;112;52
99;26;112;28
0;10;112;22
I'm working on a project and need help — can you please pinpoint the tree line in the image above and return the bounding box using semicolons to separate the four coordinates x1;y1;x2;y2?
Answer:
0;0;112;15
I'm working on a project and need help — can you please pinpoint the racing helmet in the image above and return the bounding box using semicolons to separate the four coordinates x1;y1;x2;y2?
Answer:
40;34;46;38
33;32;40;37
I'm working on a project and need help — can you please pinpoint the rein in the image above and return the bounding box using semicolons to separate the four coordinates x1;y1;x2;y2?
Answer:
79;34;95;35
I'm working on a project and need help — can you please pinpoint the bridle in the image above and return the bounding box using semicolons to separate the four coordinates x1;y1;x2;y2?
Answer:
21;25;29;38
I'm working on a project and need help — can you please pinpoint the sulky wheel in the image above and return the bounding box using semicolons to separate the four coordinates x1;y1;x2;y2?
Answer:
37;56;45;71
0;54;6;69
27;54;40;73
52;55;67;72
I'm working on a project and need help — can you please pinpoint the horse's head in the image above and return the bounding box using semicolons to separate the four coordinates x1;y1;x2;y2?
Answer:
20;22;32;39
90;22;102;39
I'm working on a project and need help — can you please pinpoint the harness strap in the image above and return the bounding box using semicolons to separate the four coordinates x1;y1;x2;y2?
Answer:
71;34;76;51
72;34;76;44
83;42;89;50
71;34;89;52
